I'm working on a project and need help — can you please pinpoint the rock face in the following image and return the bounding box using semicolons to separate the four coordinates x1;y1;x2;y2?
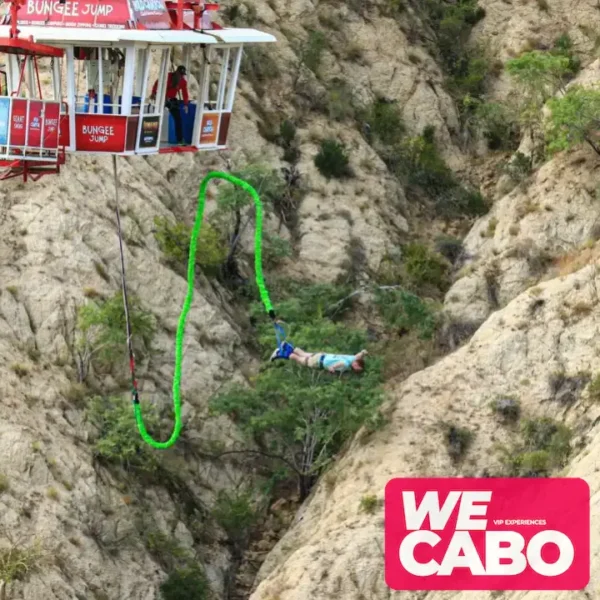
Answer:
0;153;252;599
250;261;600;600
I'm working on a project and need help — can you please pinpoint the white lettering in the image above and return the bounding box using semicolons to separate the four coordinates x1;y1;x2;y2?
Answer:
399;531;440;577
438;531;485;575
82;124;114;136
26;0;84;17
485;531;527;575
455;491;490;530
527;531;574;577
399;530;575;576
402;491;462;531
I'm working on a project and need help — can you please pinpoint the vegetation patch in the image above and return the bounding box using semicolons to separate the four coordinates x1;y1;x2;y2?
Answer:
314;138;352;179
499;417;572;477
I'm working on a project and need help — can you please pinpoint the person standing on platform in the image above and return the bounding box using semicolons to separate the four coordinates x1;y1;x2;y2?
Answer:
151;65;189;145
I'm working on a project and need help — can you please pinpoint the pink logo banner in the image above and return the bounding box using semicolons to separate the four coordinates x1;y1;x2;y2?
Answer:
385;478;589;591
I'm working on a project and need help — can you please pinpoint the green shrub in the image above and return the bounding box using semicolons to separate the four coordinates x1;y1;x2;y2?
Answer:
364;98;406;146
545;86;600;156
393;128;487;218
326;78;356;122
551;33;581;76
501;151;532;182
212;488;259;545
263;234;292;268
359;494;379;514
587;374;600;402
77;292;155;372
471;100;520;150
445;424;474;462
501;417;572;476
403;243;450;291
491;397;521;423
434;236;464;264
85;395;160;472
0;541;43;583
375;288;438;339
160;565;210;600
154;216;227;272
301;30;327;74
314;139;352;179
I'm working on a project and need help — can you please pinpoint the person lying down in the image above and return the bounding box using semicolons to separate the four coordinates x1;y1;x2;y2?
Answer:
270;341;367;374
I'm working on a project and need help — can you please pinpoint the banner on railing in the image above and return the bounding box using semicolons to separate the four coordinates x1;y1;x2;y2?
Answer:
0;98;9;146
43;103;61;149
75;114;127;152
10;99;27;147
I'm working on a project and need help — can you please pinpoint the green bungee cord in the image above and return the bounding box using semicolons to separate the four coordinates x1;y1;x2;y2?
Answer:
132;171;275;449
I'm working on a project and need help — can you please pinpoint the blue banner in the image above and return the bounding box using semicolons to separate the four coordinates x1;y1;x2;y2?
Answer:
0;98;10;145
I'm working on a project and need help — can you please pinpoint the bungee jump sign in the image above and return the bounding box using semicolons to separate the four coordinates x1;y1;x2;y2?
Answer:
384;478;589;591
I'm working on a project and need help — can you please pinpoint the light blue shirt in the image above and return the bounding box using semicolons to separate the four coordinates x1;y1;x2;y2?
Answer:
322;354;355;372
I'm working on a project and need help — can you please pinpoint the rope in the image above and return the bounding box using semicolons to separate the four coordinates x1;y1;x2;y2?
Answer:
126;170;277;449
112;155;142;411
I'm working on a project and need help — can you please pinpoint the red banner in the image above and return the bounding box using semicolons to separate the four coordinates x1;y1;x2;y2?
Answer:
130;0;171;29
59;114;70;148
10;99;27;147
42;103;61;149
27;101;42;148
19;0;132;28
75;114;127;152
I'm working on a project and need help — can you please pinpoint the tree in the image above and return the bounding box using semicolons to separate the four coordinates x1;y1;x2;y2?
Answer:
506;51;574;155
545;85;600;156
209;282;384;500
210;163;286;284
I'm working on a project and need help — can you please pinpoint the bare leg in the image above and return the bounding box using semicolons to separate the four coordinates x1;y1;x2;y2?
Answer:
289;354;307;366
291;347;311;358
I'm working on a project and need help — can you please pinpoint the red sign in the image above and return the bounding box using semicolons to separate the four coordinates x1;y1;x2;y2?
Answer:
130;0;170;29
200;112;219;145
19;0;132;28
75;114;127;152
385;478;589;591
10;99;27;147
42;103;61;149
27;101;42;148
59;114;70;148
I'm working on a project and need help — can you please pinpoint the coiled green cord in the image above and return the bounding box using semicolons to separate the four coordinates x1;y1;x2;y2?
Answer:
134;171;274;448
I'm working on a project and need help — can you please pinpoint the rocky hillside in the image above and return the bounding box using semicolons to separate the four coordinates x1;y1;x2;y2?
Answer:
2;0;600;599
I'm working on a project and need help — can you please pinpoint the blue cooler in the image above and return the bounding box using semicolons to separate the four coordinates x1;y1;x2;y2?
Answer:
118;95;142;114
83;94;112;114
168;102;196;144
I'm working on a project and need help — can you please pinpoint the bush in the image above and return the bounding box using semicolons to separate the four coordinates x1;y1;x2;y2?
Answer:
393;127;488;218
403;243;450;291
263;234;292;268
587;374;600;402
364;98;406;146
501;152;532;182
212;488;259;546
76;292;155;374
471;100;520;150
160;565;210;600
326;78;356;122
375;288;438;339
314;139;352;179
491;397;521;423
85;395;160;472
0;541;43;583
445;424;474;462
501;417;572;476
359;494;379;514
301;30;327;74
153;216;227;273
434;236;464;264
